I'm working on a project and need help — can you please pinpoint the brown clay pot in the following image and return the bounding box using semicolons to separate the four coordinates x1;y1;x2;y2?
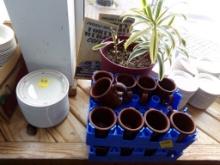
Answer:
137;76;157;104
92;70;114;83
89;106;117;138
100;36;154;75
156;77;176;102
170;111;196;142
118;107;144;140
115;73;137;102
144;109;170;141
90;77;127;108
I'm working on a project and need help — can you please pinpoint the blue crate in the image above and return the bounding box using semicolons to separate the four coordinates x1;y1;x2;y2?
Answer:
86;83;197;161
88;146;183;162
86;122;197;150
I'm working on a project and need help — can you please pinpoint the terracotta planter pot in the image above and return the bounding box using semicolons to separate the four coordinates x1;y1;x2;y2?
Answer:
100;36;154;75
89;106;117;138
170;111;196;142
118;107;144;140
90;77;126;108
144;109;170;141
156;77;176;102
137;76;157;104
115;73;137;102
92;70;114;83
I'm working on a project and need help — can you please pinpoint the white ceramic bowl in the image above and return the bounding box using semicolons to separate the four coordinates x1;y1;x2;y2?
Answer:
16;69;69;128
189;73;220;109
169;70;198;110
0;24;15;51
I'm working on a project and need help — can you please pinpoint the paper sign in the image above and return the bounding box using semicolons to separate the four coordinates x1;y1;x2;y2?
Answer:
76;17;118;79
99;13;134;35
159;140;174;149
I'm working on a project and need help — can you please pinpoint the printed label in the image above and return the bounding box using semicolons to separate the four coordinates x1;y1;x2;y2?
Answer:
38;77;49;88
159;140;174;149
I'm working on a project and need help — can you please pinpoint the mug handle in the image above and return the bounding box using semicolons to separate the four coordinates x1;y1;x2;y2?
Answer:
140;92;148;104
126;90;133;101
113;82;127;97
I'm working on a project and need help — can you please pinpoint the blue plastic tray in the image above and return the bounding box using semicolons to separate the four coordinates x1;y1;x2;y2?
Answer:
88;146;183;162
86;84;197;161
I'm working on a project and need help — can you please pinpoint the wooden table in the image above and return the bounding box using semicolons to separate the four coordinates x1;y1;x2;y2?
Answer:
0;79;220;164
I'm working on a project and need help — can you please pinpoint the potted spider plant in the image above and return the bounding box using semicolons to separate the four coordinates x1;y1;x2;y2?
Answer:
93;0;188;79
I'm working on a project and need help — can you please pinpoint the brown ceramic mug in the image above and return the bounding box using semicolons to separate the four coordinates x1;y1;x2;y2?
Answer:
170;111;196;142
156;77;176;102
115;73;137;102
144;109;170;141
89;106;117;138
90;77;127;108
137;76;157;104
92;70;114;83
118;107;144;140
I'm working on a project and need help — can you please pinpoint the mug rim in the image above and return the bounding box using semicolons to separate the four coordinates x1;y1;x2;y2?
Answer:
144;109;170;134
137;76;157;91
170;111;196;135
92;70;114;83
157;77;177;93
90;77;112;99
115;73;137;89
89;106;117;131
118;107;144;132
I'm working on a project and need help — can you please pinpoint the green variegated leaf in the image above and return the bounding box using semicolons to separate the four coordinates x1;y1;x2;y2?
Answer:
92;41;113;50
133;41;150;50
162;25;183;45
181;38;186;47
168;16;175;26
157;53;165;80
156;8;168;23
178;47;189;58
117;39;125;46
150;27;159;63
158;13;186;25
155;0;163;20
159;27;175;49
124;28;148;50
128;48;148;62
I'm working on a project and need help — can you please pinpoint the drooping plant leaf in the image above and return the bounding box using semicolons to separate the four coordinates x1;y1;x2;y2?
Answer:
157;53;164;80
158;13;186;25
92;41;114;50
150;27;159;63
128;47;148;62
155;0;163;20
168;16;175;26
124;28;148;50
159;27;175;49
178;47;189;58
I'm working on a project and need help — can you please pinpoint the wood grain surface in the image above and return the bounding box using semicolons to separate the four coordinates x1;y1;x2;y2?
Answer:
0;81;220;161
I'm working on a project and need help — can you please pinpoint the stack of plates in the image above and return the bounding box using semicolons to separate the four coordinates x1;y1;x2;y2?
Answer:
0;24;17;67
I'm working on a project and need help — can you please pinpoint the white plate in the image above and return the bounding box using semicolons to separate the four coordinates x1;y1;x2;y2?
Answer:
197;73;220;95
16;69;69;107
0;40;17;55
169;70;198;92
0;37;16;52
0;24;15;50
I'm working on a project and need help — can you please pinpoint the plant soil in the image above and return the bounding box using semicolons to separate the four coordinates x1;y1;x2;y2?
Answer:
106;46;151;68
